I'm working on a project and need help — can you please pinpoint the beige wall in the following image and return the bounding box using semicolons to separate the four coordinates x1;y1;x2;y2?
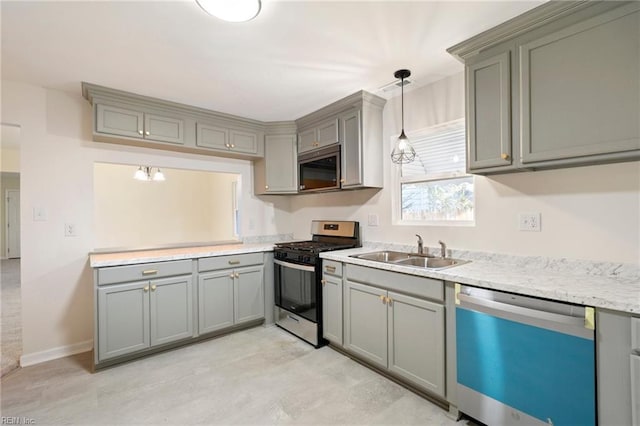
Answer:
1;80;292;361
290;73;640;263
1;148;20;173
94;164;238;249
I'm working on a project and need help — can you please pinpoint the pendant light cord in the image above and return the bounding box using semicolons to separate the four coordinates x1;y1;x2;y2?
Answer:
401;76;404;132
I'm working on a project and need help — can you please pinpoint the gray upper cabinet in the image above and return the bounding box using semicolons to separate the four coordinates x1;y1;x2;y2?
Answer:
448;1;640;174
467;51;513;171
230;130;259;154
340;109;362;187
196;123;229;150
96;103;185;146
297;118;339;154
520;4;640;165
254;126;298;195
97;104;145;139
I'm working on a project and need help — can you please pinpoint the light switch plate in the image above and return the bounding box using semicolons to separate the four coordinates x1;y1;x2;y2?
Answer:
64;223;77;237
367;213;379;227
33;207;47;222
518;213;541;232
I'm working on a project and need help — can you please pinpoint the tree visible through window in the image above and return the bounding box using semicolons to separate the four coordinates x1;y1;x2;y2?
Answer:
399;119;474;223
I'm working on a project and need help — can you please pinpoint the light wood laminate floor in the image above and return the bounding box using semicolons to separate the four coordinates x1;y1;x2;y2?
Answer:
1;326;462;425
1;259;21;377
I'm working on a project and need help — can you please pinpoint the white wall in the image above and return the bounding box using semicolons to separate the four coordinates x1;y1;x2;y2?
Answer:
290;73;640;263
1;80;292;361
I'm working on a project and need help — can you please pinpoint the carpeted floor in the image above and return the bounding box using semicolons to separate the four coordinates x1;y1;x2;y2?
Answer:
1;258;22;377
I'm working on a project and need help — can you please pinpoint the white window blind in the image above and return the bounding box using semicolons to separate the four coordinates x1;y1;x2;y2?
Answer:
398;119;474;223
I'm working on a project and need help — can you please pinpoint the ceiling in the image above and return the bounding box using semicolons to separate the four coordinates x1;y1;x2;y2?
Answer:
1;1;542;122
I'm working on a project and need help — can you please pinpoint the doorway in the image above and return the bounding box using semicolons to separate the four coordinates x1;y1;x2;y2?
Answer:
1;123;22;376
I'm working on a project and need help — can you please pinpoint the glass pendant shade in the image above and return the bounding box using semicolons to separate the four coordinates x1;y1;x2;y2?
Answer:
196;0;261;22
391;130;416;164
390;69;416;165
134;167;148;181
153;169;166;181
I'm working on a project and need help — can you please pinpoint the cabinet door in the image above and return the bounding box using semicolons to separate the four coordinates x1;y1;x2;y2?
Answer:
387;291;445;397
150;275;193;346
344;280;388;369
264;134;298;193
317;118;340;148
198;270;235;334
96;104;144;139
340;109;362;188
145;113;185;145
520;4;640;164
234;265;264;324
298;128;317;153
632;354;640;426
196;123;229;150
322;274;343;345
230;130;259;154
97;282;150;361
467;51;512;171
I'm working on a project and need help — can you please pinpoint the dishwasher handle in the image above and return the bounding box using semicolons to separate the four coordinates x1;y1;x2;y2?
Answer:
457;293;593;339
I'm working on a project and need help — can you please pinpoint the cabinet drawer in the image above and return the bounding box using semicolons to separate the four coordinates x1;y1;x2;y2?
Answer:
98;260;192;286
345;264;443;302
632;317;640;353
322;260;342;277
198;252;264;272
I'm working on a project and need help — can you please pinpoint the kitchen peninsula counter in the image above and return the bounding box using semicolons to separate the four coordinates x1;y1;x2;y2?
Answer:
89;243;276;268
321;246;640;315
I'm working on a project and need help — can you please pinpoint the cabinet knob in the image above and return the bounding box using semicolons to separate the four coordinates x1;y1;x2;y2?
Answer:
501;153;510;160
340;178;345;184
143;285;149;292
229;273;235;279
145;131;150;136
386;297;392;305
151;284;157;291
138;130;143;135
265;185;269;190
321;279;326;286
230;144;235;148
235;273;239;279
225;143;230;148
379;295;386;304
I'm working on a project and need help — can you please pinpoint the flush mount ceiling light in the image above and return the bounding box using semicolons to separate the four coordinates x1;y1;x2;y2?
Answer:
196;0;261;22
390;69;416;165
134;166;166;182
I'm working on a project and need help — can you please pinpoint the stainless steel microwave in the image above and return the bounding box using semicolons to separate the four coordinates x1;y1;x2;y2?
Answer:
298;144;341;192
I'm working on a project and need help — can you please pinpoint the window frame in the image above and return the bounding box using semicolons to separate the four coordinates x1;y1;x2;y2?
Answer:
392;118;475;227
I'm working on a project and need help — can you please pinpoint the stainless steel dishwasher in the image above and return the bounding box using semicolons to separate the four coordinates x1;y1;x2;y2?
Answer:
456;285;595;426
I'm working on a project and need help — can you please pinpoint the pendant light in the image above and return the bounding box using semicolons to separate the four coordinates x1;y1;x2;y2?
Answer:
390;69;416;164
196;0;261;22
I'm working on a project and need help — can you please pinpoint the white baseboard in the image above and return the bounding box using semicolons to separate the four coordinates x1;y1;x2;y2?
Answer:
20;339;93;367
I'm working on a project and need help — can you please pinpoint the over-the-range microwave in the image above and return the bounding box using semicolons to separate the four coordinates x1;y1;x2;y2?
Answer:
298;144;341;192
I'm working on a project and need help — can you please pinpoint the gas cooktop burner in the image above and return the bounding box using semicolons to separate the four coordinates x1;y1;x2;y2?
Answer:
275;241;355;253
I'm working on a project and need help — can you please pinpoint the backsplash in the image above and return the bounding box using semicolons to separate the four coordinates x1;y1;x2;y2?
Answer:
243;234;294;244
363;241;640;281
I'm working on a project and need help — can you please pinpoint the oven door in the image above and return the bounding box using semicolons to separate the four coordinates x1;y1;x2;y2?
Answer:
274;259;318;323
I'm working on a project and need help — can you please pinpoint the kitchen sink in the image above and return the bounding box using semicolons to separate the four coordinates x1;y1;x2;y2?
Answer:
350;251;415;262
350;251;469;270
394;256;468;269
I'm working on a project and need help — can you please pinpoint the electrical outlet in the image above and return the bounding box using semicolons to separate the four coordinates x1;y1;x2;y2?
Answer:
64;223;77;237
518;213;541;232
367;213;379;227
33;207;47;222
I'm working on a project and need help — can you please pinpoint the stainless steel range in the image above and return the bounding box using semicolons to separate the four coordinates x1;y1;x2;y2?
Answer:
274;220;360;347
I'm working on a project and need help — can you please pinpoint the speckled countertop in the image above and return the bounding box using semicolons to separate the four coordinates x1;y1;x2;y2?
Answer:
89;243;276;268
321;245;640;315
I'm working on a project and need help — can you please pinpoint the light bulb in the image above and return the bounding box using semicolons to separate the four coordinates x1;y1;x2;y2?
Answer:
134;167;148;181
153;169;166;182
391;131;416;164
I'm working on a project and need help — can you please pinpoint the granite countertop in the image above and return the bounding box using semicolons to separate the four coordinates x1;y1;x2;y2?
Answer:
89;243;276;268
321;246;640;315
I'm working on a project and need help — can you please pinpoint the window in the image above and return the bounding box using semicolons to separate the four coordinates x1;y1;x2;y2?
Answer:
398;119;474;224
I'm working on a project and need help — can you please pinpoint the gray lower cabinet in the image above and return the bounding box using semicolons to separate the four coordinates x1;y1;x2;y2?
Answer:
198;263;264;335
321;260;344;345
97;274;193;361
343;279;445;397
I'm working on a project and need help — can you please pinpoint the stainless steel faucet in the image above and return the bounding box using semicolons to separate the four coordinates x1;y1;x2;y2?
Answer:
416;234;424;255
438;240;447;258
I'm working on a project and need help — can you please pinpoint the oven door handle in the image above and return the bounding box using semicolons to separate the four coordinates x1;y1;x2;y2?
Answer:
274;259;316;272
